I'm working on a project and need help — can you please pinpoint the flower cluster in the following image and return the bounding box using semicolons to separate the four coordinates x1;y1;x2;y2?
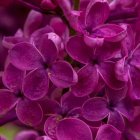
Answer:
0;0;140;140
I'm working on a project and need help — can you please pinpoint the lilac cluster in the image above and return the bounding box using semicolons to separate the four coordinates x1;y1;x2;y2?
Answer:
0;0;140;140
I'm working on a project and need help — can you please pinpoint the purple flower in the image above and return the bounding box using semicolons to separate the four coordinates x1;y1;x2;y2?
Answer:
8;35;78;99
0;63;43;126
66;35;125;97
82;87;134;131
115;26;140;99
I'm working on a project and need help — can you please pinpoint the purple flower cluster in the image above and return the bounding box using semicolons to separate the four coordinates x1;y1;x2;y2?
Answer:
0;0;140;140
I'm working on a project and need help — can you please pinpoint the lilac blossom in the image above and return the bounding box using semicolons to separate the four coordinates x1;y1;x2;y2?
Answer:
0;0;140;140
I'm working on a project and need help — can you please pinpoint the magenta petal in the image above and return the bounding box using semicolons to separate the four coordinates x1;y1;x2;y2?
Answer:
56;118;93;140
82;97;109;121
115;58;129;82
2;36;27;49
30;25;54;48
116;98;134;121
71;65;99;97
86;0;109;28
39;34;58;64
61;91;88;113
16;99;43;126
130;44;140;69
23;69;49;101
0;89;18;115
95;124;121;140
66;36;92;64
50;17;69;40
36;136;53;140
121;25;135;56
2;63;25;92
15;130;38;140
44;115;60;140
98;62;125;90
9;42;43;70
24;10;43;37
39;98;61;114
48;61;78;88
93;24;126;42
130;66;140;99
108;111;125;131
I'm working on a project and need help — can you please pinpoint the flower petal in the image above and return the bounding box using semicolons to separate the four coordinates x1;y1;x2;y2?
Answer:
56;118;93;140
82;97;109;121
16;99;43;126
71;65;99;97
2;63;25;92
130;66;140;99
108;111;125;131
9;42;43;70
44;115;60;140
39;98;61;114
39;34;58;64
30;25;53;48
61;91;88;113
2;36;27;49
36;136;53;140
115;57;129;82
116;98;134;121
15;130;38;140
98;62;125;90
95;124;121;140
66;36;92;64
86;0;110;28
0;89;18;115
92;24;126;42
130;44;140;69
24;10;43;37
48;61;78;88
23;69;49;101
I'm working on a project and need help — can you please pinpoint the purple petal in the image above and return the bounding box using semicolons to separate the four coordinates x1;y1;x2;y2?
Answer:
44;115;60;140
39;34;58;64
115;57;129;82
48;61;78;88
66;36;92;64
50;17;69;40
95;124;121;140
16;99;43;126
108;111;125;131
2;36;27;49
82;97;109;121
121;25;135;56
24;10;43;37
106;86;127;103
61;91;88;113
116;98;134;121
2;63;25;92
0;136;7;140
9;42;43;70
39;98;61;114
36;136;53;140
130;66;140;99
23;69;49;100
56;118;93;140
15;130;38;140
30;25;54;48
71;65;99;97
92;24;126;42
98;62;125;90
84;35;104;48
86;0;109;28
0;89;18;115
130;44;140;69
